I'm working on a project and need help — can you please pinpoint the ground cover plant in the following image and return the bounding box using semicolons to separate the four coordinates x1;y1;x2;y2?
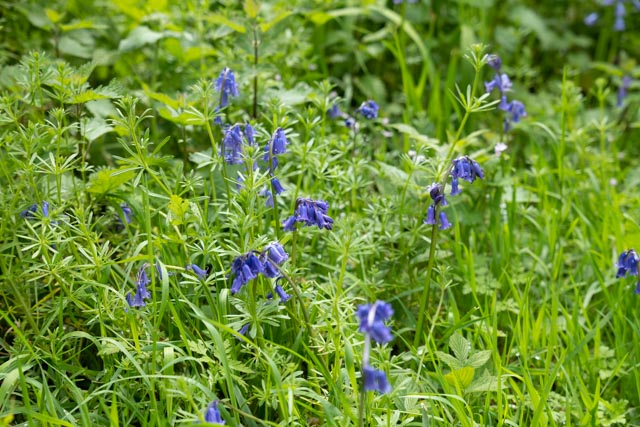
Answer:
0;0;639;425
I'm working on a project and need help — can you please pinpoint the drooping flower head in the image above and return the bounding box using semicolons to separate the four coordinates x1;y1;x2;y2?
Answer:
357;300;393;394
424;183;451;230
356;301;394;344
215;67;239;108
186;263;209;280
363;365;392;394
261;242;289;278
616;249;640;294
221;124;245;164
230;252;264;294
485;73;512;95
356;100;379;119
230;242;290;293
485;54;502;71
273;284;292;303
204;400;225;425
328;103;342;119
126;263;152;308
262;128;288;170
282;198;334;231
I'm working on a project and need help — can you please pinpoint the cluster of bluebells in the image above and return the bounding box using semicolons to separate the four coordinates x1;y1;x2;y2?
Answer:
283;198;334;231
214;67;239;124
203;400;225;425
20;201;50;220
484;54;526;133
356;301;394;394
230;242;290;301
616;249;640;293
259;128;288;207
327;99;379;128
126;263;152;308
221;123;255;165
585;0;640;32
424;157;484;230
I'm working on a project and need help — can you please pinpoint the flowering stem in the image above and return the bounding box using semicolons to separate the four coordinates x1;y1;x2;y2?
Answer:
268;134;281;240
252;24;259;119
413;221;439;348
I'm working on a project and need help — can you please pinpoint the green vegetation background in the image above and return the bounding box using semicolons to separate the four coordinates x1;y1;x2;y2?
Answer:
0;0;639;426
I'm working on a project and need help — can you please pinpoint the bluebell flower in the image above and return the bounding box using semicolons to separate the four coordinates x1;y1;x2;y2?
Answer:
127;263;152;308
393;0;417;3
486;54;502;71
328;103;342;119
273;284;292;303
261;242;289;278
282;198;334;231
259;187;274;208
363;366;392;394
616;249;639;278
20;203;38;220
204;400;225;425
272;177;285;195
230;253;264;294
429;183;448;206
451;156;485;185
187;263;209;280
356;100;379;119
20;202;50;220
238;323;250;337
425;205;436;225
262;128;288;170
356;301;394;344
345;117;355;128
215;67;239;109
245;124;255;145
221;124;245;164
617;75;632;107
584;12;599;25
485;73;512;95
439;211;452;230
120;203;133;224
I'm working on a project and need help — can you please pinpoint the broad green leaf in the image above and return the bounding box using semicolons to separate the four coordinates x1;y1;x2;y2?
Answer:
87;167;135;194
45;9;64;24
118;26;165;52
260;11;292;32
168;194;189;225
466;370;502;393
81;117;113;142
449;334;470;362
467;350;492;368
435;351;463;370
444;367;475;390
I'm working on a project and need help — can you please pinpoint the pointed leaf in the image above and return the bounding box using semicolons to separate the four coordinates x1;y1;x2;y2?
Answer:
449;334;471;362
444;367;475;390
467;350;492;368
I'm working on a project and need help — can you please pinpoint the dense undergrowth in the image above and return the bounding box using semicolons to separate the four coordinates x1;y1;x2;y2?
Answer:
0;0;639;426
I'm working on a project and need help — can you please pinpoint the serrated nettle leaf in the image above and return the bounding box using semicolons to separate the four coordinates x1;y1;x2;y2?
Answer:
465;370;502;393
467;350;492;368
435;351;463;370
449;334;471;362
244;0;260;19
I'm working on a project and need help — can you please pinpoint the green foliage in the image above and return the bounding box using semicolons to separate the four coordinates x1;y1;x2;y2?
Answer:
0;0;639;426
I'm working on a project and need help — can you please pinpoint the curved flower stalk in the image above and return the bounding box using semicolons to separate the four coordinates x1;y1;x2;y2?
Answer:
356;301;393;426
484;54;527;134
214;67;239;125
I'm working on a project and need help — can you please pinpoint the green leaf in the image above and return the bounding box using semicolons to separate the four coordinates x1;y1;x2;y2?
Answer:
118;26;165;52
467;350;492;368
168;194;189;225
260;11;292;32
466;370;501;393
449;334;470;362
81;117;113;142
244;0;260;19
87;167;136;194
444;367;475;390
205;13;246;33
435;351;463;370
